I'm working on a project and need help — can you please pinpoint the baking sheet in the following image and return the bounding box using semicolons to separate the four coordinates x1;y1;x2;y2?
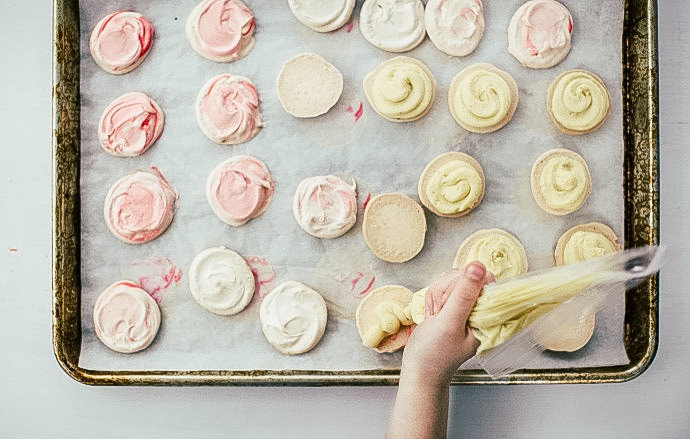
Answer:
77;0;627;372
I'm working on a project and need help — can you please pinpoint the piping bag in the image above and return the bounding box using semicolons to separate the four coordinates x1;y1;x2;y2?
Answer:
409;246;665;379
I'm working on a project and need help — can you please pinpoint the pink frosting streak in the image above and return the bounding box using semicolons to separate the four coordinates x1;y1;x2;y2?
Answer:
196;0;255;59
99;92;164;157
90;11;154;73
519;0;571;56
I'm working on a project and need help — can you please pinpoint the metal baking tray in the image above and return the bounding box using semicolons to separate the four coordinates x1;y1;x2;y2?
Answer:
52;0;658;385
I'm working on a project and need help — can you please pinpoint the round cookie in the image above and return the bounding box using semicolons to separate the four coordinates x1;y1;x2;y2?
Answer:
448;63;519;133
288;0;355;32
293;175;357;239
93;281;161;353
418;152;485;217
186;0;255;62
362;193;427;263
196;74;262;144
555;222;621;266
359;0;426;53
98;92;164;157
90;11;154;74
547;70;611;135
355;285;415;353
425;0;485;57
364;56;436;123
534;306;596;352
259;281;328;355
103;168;178;244
276;53;343;118
507;0;573;69
531;148;591;216
453;228;528;281
188;247;255;315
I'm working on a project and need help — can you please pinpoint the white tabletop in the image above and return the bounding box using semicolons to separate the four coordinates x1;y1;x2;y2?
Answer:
1;1;689;437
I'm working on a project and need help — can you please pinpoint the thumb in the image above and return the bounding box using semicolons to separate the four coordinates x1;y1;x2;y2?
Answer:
439;261;486;327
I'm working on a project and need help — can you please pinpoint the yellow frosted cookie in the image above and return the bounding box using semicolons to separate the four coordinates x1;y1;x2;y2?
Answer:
453;228;528;281
355;285;415;353
418;152;485;217
547;69;611;135
531;148;591;215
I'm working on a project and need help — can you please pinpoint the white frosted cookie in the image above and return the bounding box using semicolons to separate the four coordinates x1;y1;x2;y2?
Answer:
362;193;427;263
90;11;154;74
103;168;178;244
196;74;262;144
293;175;357;239
93;281;161;353
189;247;255;315
359;0;426;52
555;222;621;266
418;151;485;217
425;0;485;57
288;0;355;32
206;155;275;226
186;0;255;62
547;70;611;135
276;53;344;118
98;92;164;157
260;281;328;355
363;56;436;123
448;63;519;133
453;228;528;281
355;285;415;353
531;149;591;215
508;0;573;69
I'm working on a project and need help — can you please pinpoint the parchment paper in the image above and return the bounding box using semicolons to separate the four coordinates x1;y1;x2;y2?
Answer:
79;0;627;372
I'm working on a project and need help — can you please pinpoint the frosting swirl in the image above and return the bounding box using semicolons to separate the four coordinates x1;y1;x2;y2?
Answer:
186;0;255;62
98;92;164;157
464;233;528;280
549;70;610;133
563;231;618;264
362;300;413;348
288;0;355;32
104;168;178;244
425;160;483;215
206;155;275;226
196;74;262;144
508;0;573;69
259;281;328;355
89;11;154;74
535;150;590;214
425;0;485;56
359;0;426;52
93;281;161;353
293;175;357;239
189;247;255;315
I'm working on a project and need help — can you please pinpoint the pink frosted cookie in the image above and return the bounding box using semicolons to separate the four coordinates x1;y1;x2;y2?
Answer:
186;0;256;62
104;167;178;244
196;74;262;144
89;11;154;74
93;281;161;353
293;175;357;239
206;155;275;226
98;92;164;157
425;0;485;57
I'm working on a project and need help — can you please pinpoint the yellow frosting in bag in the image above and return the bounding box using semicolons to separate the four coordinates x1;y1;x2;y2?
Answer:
425;160;483;215
563;231;617;264
451;69;512;129
370;60;434;121
550;70;610;132
362;300;414;348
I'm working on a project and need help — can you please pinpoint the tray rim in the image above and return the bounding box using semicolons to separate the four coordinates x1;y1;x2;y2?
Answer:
52;0;660;386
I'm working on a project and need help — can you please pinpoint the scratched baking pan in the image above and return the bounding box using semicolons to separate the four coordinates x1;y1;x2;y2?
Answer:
52;0;658;385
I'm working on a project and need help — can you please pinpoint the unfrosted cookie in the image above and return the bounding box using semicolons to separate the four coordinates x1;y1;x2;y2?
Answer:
425;0;485;57
508;0;573;69
206;155;275;226
359;0;426;52
276;53;344;118
364;56;436;123
555;222;621;266
260;281;328;355
196;74;262;144
104;168;178;244
90;11;154;74
453;228;528;281
418;152;485;217
548;70;611;135
288;0;355;32
186;0;255;62
293;175;357;239
355;285;415;353
98;92;164;157
362;193;427;263
534;306;596;352
531;149;591;215
448;63;518;133
189;247;255;315
93;281;161;353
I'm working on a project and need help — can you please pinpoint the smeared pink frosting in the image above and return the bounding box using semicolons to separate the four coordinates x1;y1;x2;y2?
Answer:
187;0;255;62
206;156;275;226
292;175;357;239
246;256;277;301
196;74;262;144
90;11;154;74
130;257;183;303
99;92;164;157
104;167;178;244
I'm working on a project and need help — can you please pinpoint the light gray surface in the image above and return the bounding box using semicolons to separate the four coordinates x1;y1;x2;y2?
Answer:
0;1;688;437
